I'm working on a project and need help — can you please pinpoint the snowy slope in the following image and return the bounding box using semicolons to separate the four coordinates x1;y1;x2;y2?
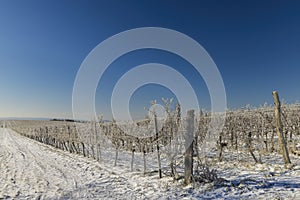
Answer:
0;128;143;199
0;128;299;199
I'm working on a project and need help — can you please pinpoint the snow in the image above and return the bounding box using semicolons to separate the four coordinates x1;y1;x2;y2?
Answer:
0;128;300;199
0;128;141;199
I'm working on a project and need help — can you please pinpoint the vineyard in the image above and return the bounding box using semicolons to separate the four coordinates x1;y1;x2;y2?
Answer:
6;103;300;166
2;96;300;198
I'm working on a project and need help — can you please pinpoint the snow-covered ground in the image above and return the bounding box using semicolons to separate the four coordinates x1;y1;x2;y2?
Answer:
0;128;299;199
0;128;144;199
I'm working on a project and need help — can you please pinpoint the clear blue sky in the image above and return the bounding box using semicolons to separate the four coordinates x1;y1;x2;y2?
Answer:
0;0;299;119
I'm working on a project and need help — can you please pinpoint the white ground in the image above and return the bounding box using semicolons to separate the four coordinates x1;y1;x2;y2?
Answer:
0;128;144;199
0;128;299;199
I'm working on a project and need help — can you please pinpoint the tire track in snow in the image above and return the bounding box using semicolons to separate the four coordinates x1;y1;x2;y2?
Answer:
0;128;142;199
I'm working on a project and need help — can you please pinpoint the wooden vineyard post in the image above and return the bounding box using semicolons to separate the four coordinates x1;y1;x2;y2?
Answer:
184;110;194;185
95;120;99;161
143;146;147;175
114;145;119;167
272;91;291;164
154;112;162;178
131;143;135;172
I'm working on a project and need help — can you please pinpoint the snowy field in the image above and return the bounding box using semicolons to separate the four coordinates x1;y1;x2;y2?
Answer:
0;127;299;199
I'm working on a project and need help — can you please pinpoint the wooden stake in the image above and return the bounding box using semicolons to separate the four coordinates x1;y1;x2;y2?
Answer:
272;91;291;164
154;113;162;178
184;110;194;185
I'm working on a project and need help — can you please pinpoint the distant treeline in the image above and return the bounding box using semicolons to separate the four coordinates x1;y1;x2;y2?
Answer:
50;118;86;123
50;118;111;123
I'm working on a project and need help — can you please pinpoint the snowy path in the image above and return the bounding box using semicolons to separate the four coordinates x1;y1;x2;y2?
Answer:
0;128;141;199
1;127;299;199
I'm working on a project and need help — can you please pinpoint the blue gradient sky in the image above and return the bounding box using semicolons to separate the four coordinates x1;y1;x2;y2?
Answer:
0;0;299;119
